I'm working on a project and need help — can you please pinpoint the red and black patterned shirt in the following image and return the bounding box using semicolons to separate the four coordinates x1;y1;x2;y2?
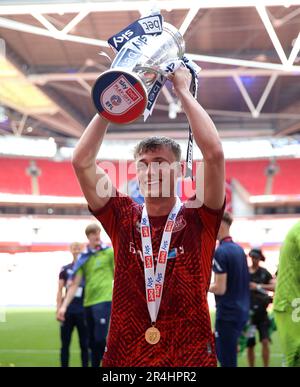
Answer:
90;192;224;367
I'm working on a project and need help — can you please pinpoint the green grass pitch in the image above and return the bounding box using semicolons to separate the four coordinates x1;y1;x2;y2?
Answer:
0;308;283;367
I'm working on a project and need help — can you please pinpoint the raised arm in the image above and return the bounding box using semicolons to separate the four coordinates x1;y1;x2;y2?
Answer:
172;67;225;209
72;114;113;211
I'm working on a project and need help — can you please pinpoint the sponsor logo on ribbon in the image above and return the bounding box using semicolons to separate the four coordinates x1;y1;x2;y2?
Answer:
145;255;153;268
147;289;155;302
142;226;150;237
156;273;163;284
155;284;162;298
113;47;143;68
108;14;163;52
158;251;167;264
138;16;162;34
143;78;165;120
165;220;174;232
144;244;151;255
147;277;154;288
109;29;135;51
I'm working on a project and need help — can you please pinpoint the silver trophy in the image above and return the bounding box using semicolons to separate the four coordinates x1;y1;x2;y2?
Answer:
92;14;185;124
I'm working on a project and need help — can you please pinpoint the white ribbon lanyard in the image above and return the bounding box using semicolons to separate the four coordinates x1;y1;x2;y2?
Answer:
141;197;182;325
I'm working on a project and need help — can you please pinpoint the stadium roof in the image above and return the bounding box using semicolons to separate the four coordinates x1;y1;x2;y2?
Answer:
1;0;300;146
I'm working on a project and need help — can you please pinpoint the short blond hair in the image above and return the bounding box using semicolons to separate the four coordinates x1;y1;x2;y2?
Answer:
70;242;81;250
85;223;101;237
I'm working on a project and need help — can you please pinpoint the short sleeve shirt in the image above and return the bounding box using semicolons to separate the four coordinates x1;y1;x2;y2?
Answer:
89;192;224;367
213;238;250;322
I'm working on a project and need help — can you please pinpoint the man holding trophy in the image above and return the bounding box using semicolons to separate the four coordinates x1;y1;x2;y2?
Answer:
71;12;225;366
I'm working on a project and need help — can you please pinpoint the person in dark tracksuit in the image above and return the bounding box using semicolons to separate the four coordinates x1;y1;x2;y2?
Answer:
209;212;250;367
56;242;89;367
247;248;275;367
57;224;114;368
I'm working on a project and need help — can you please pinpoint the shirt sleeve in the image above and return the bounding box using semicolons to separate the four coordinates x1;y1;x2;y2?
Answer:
265;269;273;284
59;267;66;282
197;202;225;240
213;248;228;274
186;197;225;241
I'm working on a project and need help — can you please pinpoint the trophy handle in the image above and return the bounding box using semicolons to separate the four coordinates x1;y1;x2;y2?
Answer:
134;66;167;78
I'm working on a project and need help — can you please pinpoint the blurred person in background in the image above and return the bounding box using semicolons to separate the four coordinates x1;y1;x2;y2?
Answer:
56;242;89;367
57;224;114;367
273;221;300;367
209;212;250;367
247;248;276;367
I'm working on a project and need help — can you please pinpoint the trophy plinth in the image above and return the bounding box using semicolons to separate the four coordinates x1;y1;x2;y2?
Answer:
92;69;148;124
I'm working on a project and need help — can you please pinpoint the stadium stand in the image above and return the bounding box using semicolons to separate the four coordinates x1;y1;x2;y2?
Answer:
0;157;299;196
226;158;300;195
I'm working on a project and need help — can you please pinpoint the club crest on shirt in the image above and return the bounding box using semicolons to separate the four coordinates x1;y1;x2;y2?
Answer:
172;215;187;233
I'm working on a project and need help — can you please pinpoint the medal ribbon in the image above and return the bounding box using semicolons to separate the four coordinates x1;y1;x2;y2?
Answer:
141;197;182;325
182;55;200;180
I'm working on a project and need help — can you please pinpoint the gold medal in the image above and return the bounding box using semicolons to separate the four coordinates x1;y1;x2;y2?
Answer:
145;326;160;345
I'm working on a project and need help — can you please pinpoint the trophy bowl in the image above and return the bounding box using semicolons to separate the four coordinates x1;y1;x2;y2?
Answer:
92;21;185;124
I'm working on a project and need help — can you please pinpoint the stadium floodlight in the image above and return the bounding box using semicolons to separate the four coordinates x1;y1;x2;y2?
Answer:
0;136;57;158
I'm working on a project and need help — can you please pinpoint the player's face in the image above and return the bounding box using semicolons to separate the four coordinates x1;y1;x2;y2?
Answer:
88;231;101;247
136;147;181;198
70;243;82;260
251;256;260;267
